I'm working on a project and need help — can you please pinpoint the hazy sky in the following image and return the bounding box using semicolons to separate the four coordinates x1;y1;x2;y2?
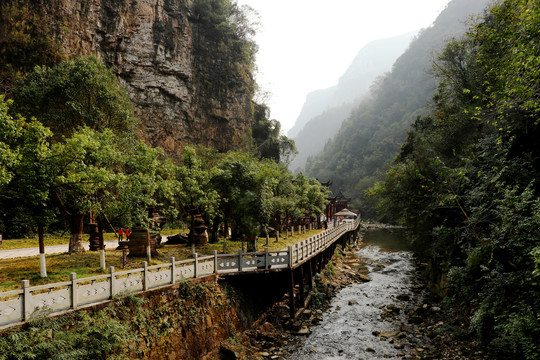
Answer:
235;0;451;134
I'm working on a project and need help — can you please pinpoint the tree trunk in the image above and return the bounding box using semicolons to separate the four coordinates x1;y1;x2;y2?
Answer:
69;213;85;253
246;238;257;252
274;216;280;242
51;191;84;253
97;220;106;270
189;215;195;244
38;223;45;254
209;216;219;244
38;223;47;278
97;221;105;250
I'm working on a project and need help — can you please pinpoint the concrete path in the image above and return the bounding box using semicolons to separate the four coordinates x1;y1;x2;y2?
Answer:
0;240;120;259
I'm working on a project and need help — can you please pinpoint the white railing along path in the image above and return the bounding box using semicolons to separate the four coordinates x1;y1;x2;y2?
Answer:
0;218;360;328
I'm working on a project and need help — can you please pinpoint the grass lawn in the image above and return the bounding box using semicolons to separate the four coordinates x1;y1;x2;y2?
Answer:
0;229;322;292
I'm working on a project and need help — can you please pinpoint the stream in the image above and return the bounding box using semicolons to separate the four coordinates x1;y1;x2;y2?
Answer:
288;228;423;359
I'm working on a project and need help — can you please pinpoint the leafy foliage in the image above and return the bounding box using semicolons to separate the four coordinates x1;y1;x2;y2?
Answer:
11;56;136;140
305;0;491;218
0;2;65;96
0;96;54;237
251;103;297;164
0;310;131;360
373;1;540;357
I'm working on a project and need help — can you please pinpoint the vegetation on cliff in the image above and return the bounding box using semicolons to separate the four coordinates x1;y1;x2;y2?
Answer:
192;0;258;91
0;0;287;157
0;2;65;96
10;56;137;139
372;1;540;358
251;102;297;164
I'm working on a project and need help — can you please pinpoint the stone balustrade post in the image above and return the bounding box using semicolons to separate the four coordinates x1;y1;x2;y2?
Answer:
21;280;31;321
288;246;293;267
109;267;115;298
142;261;148;291
238;249;243;272
194;253;199;278
170;257;176;284
70;272;78;309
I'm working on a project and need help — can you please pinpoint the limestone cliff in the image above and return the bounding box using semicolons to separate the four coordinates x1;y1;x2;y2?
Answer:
1;0;255;157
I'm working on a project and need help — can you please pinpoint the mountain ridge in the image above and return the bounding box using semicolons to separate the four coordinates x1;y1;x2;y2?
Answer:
288;32;416;171
304;0;491;217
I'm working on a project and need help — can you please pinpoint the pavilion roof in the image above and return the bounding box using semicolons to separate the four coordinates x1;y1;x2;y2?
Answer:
328;190;351;202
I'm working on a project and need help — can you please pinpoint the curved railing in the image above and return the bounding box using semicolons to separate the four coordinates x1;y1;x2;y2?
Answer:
0;217;361;328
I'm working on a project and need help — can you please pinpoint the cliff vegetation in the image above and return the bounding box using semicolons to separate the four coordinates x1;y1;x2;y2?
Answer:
372;0;540;358
305;0;490;218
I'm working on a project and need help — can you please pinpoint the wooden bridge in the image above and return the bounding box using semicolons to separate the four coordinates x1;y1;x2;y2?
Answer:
0;218;361;328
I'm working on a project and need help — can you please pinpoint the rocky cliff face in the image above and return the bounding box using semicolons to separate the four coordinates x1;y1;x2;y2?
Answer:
6;0;254;157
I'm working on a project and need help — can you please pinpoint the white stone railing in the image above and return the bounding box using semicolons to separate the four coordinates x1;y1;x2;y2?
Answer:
0;218;361;328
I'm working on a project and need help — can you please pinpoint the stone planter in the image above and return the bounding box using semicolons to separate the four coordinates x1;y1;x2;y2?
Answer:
127;227;159;257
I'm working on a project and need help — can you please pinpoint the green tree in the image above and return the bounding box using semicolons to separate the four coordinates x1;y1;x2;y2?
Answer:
252;103;297;164
211;152;286;251
373;1;540;357
0;97;24;188
0;96;55;275
11;56;136;140
168;147;220;244
49;128;127;253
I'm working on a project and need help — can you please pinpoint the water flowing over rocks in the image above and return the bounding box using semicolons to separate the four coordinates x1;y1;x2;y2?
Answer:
289;244;421;359
237;229;492;360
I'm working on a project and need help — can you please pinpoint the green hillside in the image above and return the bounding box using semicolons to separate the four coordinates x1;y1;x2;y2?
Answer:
305;0;490;218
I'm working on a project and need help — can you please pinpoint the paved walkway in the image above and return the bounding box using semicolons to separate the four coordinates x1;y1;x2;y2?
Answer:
0;240;120;259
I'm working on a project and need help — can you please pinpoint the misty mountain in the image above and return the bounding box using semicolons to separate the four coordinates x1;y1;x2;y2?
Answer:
288;33;416;171
305;0;491;217
287;33;416;140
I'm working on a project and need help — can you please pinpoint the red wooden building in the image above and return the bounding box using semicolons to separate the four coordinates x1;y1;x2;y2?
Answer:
325;190;351;223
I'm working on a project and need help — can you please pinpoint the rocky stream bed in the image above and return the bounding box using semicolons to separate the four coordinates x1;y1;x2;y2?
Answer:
219;229;493;360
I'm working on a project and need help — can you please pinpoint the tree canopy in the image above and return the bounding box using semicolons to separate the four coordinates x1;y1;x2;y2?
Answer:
372;1;540;357
10;56;137;140
1;55;325;256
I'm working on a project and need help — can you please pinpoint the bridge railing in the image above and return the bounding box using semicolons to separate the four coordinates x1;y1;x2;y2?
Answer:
0;218;361;328
289;219;359;264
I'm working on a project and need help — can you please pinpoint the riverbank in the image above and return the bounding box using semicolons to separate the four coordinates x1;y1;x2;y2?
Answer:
0;227;494;359
223;233;494;360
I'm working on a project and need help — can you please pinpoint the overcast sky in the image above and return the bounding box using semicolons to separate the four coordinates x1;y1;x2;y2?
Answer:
235;0;451;134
